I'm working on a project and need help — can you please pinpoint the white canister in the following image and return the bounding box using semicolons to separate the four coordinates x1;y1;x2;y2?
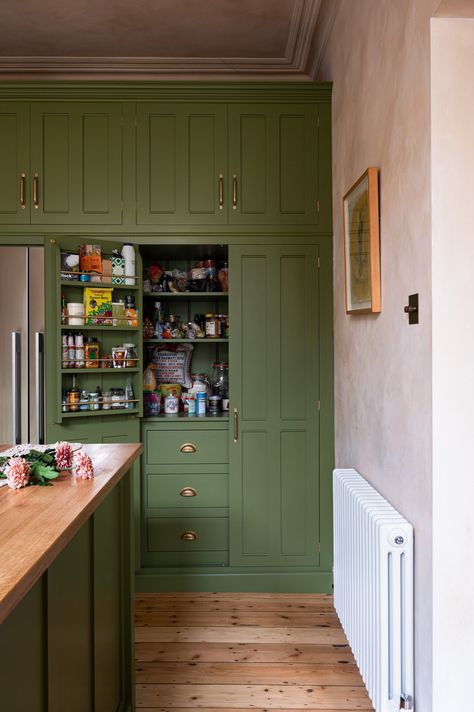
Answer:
67;302;85;325
122;243;136;286
164;395;179;415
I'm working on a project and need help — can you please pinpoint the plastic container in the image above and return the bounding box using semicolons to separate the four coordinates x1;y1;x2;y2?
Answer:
122;243;136;285
67;301;85;326
164;395;179;414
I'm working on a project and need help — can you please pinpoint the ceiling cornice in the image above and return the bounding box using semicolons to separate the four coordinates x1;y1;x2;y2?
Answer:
0;0;323;81
306;0;341;79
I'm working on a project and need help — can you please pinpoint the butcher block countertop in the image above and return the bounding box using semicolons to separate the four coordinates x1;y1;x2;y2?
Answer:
0;442;142;625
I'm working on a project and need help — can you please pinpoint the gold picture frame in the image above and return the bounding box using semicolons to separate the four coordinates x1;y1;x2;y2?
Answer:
343;167;381;314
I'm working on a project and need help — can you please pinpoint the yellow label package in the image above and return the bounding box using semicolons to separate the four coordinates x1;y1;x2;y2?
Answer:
83;287;113;325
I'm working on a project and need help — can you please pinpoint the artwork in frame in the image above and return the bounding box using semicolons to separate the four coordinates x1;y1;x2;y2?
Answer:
343;167;381;314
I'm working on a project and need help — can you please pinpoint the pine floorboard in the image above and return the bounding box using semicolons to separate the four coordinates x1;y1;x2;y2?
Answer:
135;593;374;711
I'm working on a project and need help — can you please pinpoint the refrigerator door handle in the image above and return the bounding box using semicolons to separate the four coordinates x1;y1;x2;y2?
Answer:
12;332;21;444
35;331;45;445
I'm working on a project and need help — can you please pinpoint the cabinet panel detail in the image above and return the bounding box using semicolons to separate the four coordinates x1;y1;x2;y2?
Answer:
0;115;20;216
149;114;176;214
43;113;70;214
280;115;306;214
242;430;269;556
280;429;308;556
241;255;267;421
240;115;267;214
189;114;216;214
280;254;307;420
83;114;110;214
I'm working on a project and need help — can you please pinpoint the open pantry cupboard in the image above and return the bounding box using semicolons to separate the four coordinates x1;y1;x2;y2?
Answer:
44;236;332;593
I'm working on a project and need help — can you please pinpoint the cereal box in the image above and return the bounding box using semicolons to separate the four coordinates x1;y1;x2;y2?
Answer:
83;287;113;325
112;255;125;285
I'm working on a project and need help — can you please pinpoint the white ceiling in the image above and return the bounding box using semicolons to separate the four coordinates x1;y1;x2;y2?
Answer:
0;0;335;80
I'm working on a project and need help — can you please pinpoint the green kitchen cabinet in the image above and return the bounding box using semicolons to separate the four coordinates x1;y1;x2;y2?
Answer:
228;105;319;226
229;244;321;567
136;103;228;225
0;103;30;224
30;104;123;224
44;235;143;446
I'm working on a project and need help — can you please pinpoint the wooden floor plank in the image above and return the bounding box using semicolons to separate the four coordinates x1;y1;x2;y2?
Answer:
136;595;335;613
139;709;368;712
135;683;374;709
135;626;348;645
135;611;340;628
135;642;355;664
135;661;363;686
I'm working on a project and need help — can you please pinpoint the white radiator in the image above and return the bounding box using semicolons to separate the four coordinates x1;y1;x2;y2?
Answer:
333;468;414;712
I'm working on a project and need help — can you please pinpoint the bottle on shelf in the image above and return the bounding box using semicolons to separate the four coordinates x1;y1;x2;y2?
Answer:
153;301;163;339
67;375;80;413
125;380;135;409
211;362;229;411
61;294;68;325
75;332;85;368
67;332;75;367
122;243;136;286
85;338;100;368
125;294;139;327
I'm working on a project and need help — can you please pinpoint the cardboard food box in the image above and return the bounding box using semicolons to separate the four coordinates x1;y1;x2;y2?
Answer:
101;258;112;284
112;255;125;285
83;287;113;325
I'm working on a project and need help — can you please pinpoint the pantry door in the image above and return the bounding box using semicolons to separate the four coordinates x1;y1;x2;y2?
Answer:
229;244;321;568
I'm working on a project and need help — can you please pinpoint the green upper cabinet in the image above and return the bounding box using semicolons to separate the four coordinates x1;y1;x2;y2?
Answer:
228;104;319;226
0;103;30;224
229;244;321;568
30;103;123;224
136;103;228;225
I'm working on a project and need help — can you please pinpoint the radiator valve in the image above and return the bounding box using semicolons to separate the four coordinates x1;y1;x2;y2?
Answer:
400;693;414;710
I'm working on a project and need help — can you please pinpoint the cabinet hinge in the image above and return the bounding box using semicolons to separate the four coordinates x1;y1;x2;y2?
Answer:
317;400;320;411
317;115;320;128
316;200;320;213
317;256;320;269
317;542;321;553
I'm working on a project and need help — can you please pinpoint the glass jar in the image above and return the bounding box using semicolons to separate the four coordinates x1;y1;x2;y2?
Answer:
205;314;219;338
211;363;229;399
102;391;112;410
89;392;100;411
123;343;137;368
112;388;125;409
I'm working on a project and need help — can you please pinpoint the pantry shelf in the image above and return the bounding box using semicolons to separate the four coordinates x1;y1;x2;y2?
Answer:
61;281;140;290
61;408;140;419
61;368;140;374
144;338;228;344
61;325;139;331
143;291;228;298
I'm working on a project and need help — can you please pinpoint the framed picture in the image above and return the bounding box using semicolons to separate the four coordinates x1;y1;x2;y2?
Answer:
343;167;381;314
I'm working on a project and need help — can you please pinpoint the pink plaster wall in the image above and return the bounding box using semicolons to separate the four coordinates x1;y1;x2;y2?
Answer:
317;1;438;709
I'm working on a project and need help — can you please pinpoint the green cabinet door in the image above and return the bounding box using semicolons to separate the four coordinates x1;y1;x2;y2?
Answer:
229;244;320;567
136;103;228;225
0;103;30;224
228;104;319;225
30;103;123;224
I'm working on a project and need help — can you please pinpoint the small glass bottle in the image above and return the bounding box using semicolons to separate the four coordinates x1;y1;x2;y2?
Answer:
125;380;135;409
102;390;112;410
79;389;89;411
62;387;69;412
75;332;85;368
67;375;80;412
85;338;100;368
61;294;68;325
67;332;75;367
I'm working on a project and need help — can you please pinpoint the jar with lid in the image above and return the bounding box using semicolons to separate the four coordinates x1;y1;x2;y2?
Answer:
79;389;89;411
89;391;100;411
205;314;219;339
211;363;229;409
123;343;137;368
102;390;112;410
112;388;125;409
67;375;80;412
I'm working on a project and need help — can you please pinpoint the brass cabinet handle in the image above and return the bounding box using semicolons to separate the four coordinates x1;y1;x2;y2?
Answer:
33;173;39;209
181;530;198;541
232;174;237;209
180;442;197;453
20;173;26;210
233;407;238;443
218;173;224;210
180;487;197;497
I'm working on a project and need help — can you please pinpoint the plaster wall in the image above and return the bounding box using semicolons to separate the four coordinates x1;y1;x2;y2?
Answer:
431;17;474;710
317;2;437;709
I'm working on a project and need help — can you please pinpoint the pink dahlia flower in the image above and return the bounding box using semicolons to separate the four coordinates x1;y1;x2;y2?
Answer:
55;441;73;471
73;452;94;480
5;457;30;489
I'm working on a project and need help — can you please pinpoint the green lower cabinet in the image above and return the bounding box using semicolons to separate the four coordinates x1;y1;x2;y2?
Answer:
0;474;133;712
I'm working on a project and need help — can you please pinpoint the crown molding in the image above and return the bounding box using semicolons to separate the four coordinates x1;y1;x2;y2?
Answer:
306;0;341;79
0;0;323;80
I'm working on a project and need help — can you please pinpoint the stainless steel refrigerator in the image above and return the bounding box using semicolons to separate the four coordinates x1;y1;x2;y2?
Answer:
0;246;44;445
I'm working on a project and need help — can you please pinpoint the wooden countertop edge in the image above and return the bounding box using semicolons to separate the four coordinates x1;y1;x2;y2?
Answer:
0;443;143;625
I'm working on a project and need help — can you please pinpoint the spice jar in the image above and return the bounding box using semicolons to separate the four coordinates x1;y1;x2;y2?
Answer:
102;391;112;410
205;314;219;338
123;343;137;368
89;392;100;411
85;338;100;368
112;388;125;409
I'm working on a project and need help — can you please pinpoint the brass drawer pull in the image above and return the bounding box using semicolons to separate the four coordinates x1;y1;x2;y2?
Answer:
180;442;197;454
181;530;198;541
180;487;197;497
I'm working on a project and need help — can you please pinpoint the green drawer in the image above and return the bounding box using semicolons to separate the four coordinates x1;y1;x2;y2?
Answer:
146;429;228;465
147;473;228;509
143;550;229;567
147;516;228;552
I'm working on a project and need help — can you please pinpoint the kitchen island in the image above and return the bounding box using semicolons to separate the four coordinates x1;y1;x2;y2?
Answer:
0;442;142;712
